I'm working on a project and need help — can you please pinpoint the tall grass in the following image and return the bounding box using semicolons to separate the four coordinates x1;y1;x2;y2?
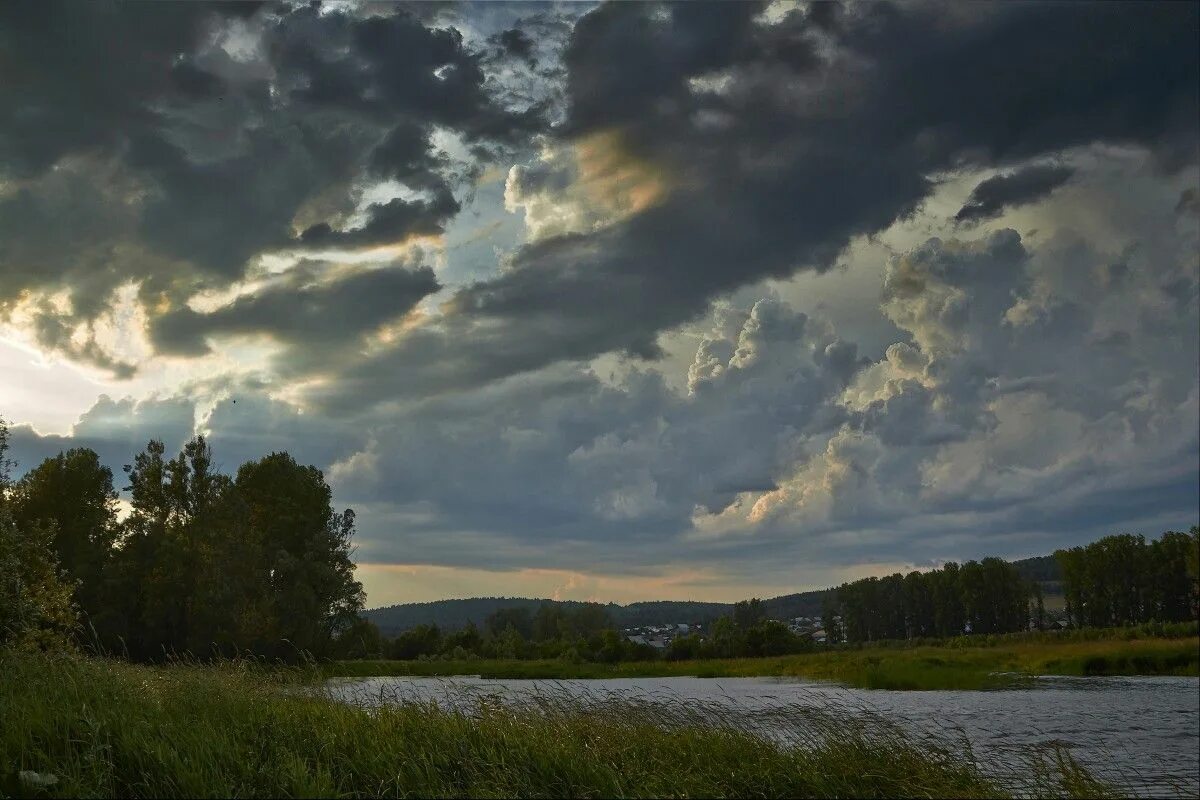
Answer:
0;652;1116;798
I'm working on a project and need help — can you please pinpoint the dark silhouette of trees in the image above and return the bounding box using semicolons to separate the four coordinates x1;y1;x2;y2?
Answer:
0;418;364;661
831;560;1037;643
1056;530;1200;628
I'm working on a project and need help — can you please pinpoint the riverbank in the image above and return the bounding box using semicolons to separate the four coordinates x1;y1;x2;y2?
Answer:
0;651;1113;798
326;635;1200;690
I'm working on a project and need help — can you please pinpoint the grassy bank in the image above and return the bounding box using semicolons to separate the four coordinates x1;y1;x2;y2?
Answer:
0;652;1116;798
327;634;1200;690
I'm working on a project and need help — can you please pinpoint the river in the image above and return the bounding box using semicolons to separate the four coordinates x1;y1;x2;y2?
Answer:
325;673;1199;798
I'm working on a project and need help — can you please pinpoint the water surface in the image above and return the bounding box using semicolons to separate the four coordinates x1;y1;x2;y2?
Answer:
326;673;1199;797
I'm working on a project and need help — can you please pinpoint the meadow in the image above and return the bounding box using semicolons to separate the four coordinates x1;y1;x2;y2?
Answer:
1;651;1117;799
327;630;1200;690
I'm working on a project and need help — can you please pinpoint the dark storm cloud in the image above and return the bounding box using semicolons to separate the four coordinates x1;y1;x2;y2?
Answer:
150;261;440;372
310;0;1199;412
0;1;546;372
955;165;1076;223
0;1;257;179
297;192;461;250
497;28;537;64
1177;188;1199;216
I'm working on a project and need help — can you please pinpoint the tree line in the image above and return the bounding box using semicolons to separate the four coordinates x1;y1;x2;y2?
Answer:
1;417;364;660
1056;531;1199;628
822;530;1198;644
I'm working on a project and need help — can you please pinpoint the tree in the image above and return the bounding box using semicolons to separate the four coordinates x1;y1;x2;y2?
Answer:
443;621;483;655
388;624;442;660
0;416;14;502
10;449;118;624
0;510;77;652
234;452;364;659
820;591;842;645
533;602;566;642
1031;581;1046;631
333;617;383;659
732;598;766;631
666;633;702;661
569;603;613;638
745;620;807;656
485;607;533;640
1187;527;1200;619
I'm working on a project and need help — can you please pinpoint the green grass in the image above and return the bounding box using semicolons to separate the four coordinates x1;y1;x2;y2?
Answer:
326;635;1200;690
0;651;1118;799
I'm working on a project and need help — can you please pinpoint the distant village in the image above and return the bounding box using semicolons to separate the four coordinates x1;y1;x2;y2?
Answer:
622;616;834;651
623;610;1076;651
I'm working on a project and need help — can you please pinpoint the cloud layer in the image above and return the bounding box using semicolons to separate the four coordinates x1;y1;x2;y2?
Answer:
2;1;1197;601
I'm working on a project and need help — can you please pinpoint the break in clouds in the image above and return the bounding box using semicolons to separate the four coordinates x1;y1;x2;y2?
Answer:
2;1;1198;597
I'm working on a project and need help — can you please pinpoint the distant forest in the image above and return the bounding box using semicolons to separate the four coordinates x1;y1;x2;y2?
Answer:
365;555;1064;636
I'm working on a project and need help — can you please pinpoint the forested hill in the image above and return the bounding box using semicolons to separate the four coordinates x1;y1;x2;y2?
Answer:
364;555;1065;635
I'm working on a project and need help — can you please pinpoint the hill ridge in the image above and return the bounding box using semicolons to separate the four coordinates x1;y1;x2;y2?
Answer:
364;556;1061;635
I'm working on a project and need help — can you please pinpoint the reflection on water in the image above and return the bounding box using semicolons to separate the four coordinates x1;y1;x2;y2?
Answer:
325;673;1200;798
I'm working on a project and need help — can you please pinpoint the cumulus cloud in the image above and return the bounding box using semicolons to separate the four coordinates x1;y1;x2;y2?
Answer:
3;1;1198;596
300;1;1197;414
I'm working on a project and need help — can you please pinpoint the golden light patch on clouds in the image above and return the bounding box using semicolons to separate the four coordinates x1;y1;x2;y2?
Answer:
505;130;672;242
4;283;150;371
89;282;153;363
474;165;508;186
573;129;670;218
687;494;764;539
369;307;430;349
357;562;752;606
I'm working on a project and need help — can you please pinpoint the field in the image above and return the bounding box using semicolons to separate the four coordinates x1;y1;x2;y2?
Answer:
327;633;1200;690
0;651;1118;799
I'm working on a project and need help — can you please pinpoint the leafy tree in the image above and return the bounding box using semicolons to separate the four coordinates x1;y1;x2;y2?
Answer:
9;449;118;624
0;510;77;652
0;415;14;501
666;633;702;661
732;598;766;631
745;620;808;656
234;452;364;659
568;603;613;638
484;607;533;640
489;624;527;659
333;617;384;659
1056;530;1200;628
443;621;483;654
820;591;843;644
532;602;567;641
388;624;442;659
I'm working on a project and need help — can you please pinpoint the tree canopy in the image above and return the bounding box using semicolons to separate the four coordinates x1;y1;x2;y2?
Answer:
0;416;364;661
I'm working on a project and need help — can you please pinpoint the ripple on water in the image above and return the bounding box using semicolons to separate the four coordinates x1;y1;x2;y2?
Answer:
324;674;1200;799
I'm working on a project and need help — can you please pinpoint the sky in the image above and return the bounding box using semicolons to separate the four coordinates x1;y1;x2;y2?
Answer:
1;1;1198;608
